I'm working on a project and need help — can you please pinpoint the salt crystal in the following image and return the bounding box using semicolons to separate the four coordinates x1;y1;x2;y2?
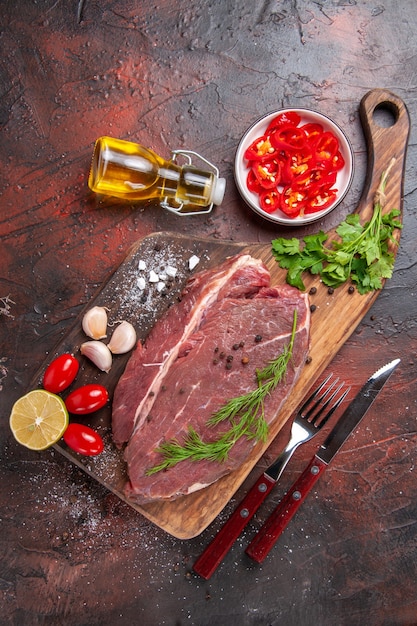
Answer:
188;255;200;271
165;265;178;278
137;276;146;290
156;281;166;292
138;260;146;271
149;270;159;283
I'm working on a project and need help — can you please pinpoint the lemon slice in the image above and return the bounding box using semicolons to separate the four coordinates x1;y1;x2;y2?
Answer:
9;389;69;450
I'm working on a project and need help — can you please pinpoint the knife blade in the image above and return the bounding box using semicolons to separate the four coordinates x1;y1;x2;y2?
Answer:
245;358;400;563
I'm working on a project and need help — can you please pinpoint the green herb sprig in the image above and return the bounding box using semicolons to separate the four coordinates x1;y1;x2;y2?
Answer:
146;311;298;475
271;160;402;294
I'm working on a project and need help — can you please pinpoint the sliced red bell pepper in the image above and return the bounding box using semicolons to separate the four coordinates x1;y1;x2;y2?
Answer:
259;189;281;213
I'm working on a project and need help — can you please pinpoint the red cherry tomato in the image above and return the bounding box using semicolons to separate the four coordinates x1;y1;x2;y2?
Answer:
43;354;79;394
63;423;104;456
65;384;108;415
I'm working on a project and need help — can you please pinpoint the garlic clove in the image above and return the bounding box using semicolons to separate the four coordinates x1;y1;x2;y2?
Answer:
82;306;108;340
107;321;137;355
80;340;112;372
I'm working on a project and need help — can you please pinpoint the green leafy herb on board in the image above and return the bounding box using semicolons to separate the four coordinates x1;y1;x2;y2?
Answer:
271;159;402;294
146;311;298;475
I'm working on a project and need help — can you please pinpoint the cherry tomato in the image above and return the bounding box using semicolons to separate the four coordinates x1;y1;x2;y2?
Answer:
43;354;79;394
63;423;104;456
65;384;108;415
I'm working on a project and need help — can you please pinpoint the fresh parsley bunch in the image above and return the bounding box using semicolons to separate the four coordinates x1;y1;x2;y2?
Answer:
272;165;402;294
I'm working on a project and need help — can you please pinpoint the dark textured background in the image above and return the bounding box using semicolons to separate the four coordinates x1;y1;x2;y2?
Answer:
1;1;416;624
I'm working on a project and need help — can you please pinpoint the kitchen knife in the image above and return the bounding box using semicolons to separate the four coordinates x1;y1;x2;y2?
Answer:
245;358;400;563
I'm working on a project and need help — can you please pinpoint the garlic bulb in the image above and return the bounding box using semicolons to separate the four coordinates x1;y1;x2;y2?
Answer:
107;321;137;354
80;341;112;372
82;306;108;340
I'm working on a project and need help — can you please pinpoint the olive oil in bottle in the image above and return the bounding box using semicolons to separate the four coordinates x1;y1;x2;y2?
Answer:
88;137;225;214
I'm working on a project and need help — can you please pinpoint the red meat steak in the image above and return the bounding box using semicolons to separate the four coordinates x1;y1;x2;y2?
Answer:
112;254;310;504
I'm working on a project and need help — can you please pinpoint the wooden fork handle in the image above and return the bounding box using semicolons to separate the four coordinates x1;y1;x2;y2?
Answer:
245;455;327;563
193;473;276;579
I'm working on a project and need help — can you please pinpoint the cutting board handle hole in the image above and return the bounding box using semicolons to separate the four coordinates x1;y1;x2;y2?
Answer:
372;102;398;128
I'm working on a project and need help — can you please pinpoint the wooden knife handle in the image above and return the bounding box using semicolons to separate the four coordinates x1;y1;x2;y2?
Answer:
245;456;327;563
193;473;275;579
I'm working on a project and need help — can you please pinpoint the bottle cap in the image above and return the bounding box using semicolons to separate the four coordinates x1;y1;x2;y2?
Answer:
210;177;226;206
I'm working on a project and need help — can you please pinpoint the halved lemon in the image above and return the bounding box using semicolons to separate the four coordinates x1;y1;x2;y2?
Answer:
9;389;69;451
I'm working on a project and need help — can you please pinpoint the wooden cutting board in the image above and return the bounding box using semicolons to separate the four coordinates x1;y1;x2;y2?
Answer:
40;89;409;539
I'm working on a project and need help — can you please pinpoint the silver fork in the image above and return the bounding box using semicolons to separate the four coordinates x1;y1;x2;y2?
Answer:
193;374;349;580
264;374;348;483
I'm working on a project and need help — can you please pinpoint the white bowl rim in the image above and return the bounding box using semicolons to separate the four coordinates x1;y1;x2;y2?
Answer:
234;107;354;226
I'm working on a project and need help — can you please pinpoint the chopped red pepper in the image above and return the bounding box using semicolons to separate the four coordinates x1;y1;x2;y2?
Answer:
293;167;337;190
246;168;261;194
265;111;302;134
304;184;338;214
282;146;315;184
259;189;281;213
280;185;309;217
329;150;345;172
270;125;307;152
252;159;281;189
314;131;339;168
243;111;346;219
244;135;276;161
302;122;324;144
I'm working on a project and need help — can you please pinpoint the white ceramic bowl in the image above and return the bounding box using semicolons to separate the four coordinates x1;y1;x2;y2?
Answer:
234;108;354;225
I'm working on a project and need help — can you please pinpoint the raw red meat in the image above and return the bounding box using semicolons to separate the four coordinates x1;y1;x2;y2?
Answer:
112;254;310;504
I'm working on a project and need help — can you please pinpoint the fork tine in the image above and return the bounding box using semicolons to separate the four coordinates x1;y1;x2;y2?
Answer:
311;385;350;427
309;381;343;424
302;375;339;421
297;373;333;415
